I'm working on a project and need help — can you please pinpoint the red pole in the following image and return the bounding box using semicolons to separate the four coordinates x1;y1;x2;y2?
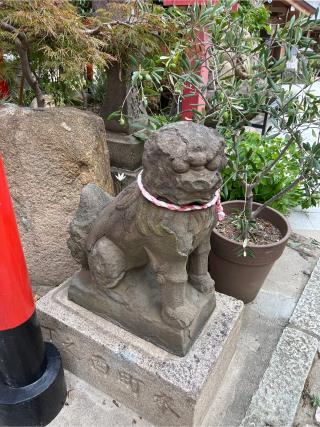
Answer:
163;0;239;120
181;28;210;120
86;63;94;81
0;157;34;331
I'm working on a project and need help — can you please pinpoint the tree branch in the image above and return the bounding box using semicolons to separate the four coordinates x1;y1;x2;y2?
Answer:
252;137;294;187
251;174;305;220
0;21;45;107
84;19;148;36
85;26;103;36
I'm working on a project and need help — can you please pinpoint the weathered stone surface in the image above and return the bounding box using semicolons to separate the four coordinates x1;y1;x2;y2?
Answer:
37;281;243;426
68;267;216;356
0;104;113;289
107;131;144;170
67;122;227;355
290;258;320;339
241;327;318;427
46;235;320;427
203;245;320;427
142;123;226;206
67;184;110;267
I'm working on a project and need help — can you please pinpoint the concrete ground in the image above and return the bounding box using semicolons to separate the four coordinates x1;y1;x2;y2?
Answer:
49;371;151;427
48;207;320;427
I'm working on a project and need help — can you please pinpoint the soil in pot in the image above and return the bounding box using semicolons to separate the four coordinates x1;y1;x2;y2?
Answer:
209;201;291;304
216;214;282;245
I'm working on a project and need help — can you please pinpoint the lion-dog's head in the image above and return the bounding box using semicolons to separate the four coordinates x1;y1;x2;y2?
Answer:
142;122;227;206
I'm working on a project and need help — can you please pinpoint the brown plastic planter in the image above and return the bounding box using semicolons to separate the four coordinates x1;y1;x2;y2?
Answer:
209;201;291;303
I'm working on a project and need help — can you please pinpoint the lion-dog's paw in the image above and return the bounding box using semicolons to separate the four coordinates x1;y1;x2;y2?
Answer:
161;304;197;329
189;273;215;294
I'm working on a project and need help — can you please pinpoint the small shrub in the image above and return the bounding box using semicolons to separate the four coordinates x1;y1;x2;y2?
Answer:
222;131;303;214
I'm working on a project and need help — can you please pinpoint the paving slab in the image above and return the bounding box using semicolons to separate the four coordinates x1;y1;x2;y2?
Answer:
261;244;314;299
240;328;318;427
203;296;285;427
49;370;151;427
308;213;320;229
293;230;320;242
288;211;315;230
240;235;320;427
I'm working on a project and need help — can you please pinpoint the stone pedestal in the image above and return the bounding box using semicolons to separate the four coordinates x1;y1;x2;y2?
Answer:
68;268;216;356
107;131;145;193
37;280;243;426
107;131;144;170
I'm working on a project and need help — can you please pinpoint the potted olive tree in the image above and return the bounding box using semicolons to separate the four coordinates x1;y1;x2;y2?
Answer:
112;0;320;302
210;117;319;303
202;3;320;303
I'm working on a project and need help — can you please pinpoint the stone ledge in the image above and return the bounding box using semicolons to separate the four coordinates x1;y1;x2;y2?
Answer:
37;279;243;426
240;327;318;427
289;258;320;339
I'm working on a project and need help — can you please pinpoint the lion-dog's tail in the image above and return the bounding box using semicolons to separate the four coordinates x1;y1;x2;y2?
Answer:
67;184;113;268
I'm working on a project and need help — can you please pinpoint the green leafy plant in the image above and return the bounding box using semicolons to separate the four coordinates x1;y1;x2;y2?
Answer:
309;394;320;408
0;0;182;107
221;131;304;214
0;0;110;107
90;1;181;67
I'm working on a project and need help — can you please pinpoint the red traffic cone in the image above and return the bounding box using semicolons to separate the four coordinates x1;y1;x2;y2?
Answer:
0;156;66;426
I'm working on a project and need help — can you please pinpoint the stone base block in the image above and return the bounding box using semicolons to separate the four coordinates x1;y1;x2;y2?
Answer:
37;280;243;426
68;268;216;357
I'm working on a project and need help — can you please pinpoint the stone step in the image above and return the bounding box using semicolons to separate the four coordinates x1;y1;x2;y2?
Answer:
240;327;318;427
201;236;320;426
241;257;320;427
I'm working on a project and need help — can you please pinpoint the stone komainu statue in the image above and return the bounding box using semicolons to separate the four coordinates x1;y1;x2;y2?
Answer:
67;122;227;356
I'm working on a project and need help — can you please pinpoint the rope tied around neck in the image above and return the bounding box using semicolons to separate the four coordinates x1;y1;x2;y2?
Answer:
137;171;225;221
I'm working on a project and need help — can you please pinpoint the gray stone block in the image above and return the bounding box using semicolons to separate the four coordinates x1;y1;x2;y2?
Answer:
241;327;318;427
107;131;144;170
290;258;320;339
68;268;216;357
37;280;243;426
0;104;114;289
